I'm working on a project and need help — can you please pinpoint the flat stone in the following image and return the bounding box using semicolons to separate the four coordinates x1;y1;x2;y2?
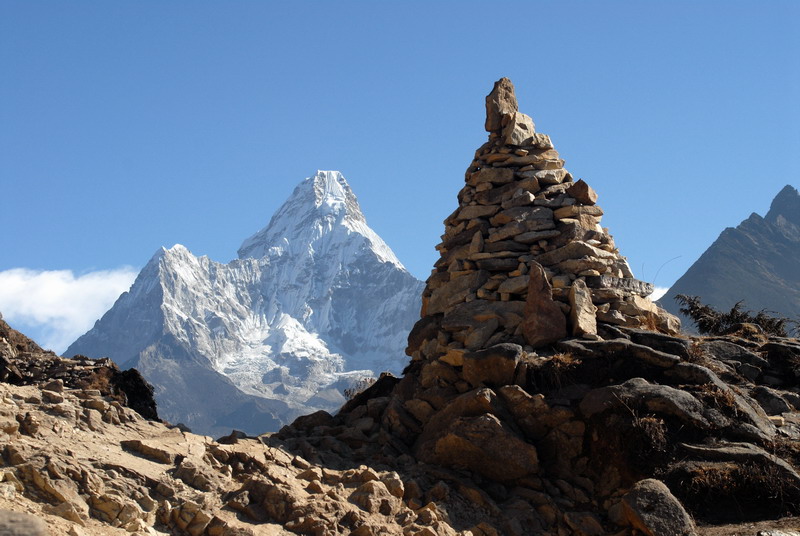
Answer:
515;229;561;244
490;206;554;226
583;275;654;297
528;133;553;150
497;275;530;294
457;205;499;221
487;219;556;243
501;191;536;208
464;318;500;351
533;169;568;185
580;378;709;430
475;258;520;271
536;241;616;267
468;167;515;186
554;205;604;220
475;181;524;206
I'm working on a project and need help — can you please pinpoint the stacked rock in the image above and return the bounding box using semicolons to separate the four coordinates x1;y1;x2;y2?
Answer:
408;77;679;364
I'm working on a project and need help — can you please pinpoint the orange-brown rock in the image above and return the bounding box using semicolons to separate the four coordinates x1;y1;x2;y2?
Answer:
522;263;567;347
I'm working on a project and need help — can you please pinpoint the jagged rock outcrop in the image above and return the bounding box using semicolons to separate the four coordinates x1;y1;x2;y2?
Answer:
0;314;158;420
661;184;800;328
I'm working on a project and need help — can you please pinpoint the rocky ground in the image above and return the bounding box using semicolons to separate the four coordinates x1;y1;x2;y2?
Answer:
1;318;800;535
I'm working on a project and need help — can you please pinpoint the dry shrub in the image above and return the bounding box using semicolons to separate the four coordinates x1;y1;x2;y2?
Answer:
533;352;580;391
75;366;127;405
632;414;667;453
695;383;739;417
675;294;798;337
675;460;799;522
685;341;708;364
642;312;661;333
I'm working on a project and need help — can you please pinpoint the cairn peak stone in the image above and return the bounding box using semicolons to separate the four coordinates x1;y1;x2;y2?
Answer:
485;77;518;133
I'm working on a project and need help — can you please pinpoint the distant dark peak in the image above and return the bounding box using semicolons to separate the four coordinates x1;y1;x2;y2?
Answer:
766;184;800;226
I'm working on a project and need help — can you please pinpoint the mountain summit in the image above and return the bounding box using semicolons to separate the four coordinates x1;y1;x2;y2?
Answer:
67;171;423;436
661;184;800;326
238;170;400;265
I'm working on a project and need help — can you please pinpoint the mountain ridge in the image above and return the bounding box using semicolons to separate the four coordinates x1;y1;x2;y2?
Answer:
660;184;800;328
67;170;423;436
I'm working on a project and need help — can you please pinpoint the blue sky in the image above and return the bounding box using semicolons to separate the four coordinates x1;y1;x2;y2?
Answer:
1;1;798;351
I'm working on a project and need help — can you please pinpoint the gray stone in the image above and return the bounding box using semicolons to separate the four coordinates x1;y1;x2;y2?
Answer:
457;204;499;221
535;241;615;267
502;112;536;146
583;275;654;297
515;229;561;244
580;378;710;430
490;206;554;226
620;479;697;536
752;386;792;415
487;219;556;243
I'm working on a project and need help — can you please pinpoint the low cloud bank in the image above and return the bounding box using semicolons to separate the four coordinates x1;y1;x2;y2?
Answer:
0;267;138;353
651;286;670;301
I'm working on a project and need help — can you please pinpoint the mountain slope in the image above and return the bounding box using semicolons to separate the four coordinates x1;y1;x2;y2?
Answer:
660;185;800;328
67;171;423;436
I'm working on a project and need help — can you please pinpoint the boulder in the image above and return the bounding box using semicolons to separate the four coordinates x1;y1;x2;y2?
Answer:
620;479;697;536
580;378;711;430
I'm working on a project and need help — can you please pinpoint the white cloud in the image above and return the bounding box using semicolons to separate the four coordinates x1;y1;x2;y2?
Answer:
0;267;138;354
651;286;670;301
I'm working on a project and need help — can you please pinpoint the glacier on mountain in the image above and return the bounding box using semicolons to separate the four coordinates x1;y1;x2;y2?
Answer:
67;171;424;436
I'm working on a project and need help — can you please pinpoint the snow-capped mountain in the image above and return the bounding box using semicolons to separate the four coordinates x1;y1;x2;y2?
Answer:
66;171;424;437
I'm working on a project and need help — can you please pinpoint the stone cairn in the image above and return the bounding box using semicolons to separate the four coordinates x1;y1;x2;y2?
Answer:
407;77;679;368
